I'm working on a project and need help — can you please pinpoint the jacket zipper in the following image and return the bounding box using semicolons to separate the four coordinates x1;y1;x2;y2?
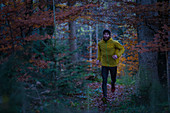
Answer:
106;42;109;66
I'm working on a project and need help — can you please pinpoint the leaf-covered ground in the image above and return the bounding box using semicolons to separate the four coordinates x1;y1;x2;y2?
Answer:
27;81;136;113
86;82;136;112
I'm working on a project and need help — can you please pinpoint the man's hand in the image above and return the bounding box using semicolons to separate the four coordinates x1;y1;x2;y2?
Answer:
96;60;100;65
112;55;118;60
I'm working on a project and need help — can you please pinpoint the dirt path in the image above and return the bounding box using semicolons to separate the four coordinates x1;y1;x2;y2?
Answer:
87;82;135;112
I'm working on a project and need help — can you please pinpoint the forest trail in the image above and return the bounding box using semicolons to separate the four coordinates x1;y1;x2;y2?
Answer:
87;82;135;112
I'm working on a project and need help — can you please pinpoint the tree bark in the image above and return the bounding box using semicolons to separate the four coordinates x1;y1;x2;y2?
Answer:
68;21;78;62
157;1;169;110
68;1;78;63
136;0;164;112
168;30;170;111
89;24;92;68
96;23;99;58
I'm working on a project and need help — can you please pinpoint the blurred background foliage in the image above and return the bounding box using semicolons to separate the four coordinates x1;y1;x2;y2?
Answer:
0;0;169;113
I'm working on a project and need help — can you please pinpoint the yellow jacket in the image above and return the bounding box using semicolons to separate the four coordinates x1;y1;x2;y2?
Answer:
97;38;125;67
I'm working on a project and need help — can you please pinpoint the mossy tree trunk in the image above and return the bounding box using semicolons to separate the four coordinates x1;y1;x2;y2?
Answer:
136;0;169;112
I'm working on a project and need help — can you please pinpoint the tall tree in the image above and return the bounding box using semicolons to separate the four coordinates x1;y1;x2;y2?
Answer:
136;0;169;111
67;0;78;62
168;27;170;110
89;22;93;68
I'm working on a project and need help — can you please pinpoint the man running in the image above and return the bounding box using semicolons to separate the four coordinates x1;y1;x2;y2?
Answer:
96;29;125;103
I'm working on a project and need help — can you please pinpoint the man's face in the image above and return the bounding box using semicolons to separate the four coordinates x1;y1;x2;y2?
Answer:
103;32;110;40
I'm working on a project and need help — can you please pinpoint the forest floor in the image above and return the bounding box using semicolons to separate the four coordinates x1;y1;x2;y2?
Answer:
74;82;136;112
28;81;136;113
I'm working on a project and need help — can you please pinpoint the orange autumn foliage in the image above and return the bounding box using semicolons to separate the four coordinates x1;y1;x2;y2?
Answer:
0;0;97;54
119;29;139;77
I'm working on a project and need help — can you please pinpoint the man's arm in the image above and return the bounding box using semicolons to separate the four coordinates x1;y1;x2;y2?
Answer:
97;44;101;61
114;41;125;58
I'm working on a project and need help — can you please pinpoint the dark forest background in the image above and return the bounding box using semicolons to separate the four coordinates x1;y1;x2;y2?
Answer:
0;0;169;113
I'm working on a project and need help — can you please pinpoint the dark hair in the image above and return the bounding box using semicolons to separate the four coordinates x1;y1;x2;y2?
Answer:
103;29;111;36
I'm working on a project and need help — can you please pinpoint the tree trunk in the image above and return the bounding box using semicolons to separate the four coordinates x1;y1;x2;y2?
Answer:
96;23;99;58
136;0;164;112
157;0;169;110
68;2;78;63
53;0;57;39
168;30;170;111
137;24;161;112
89;24;92;68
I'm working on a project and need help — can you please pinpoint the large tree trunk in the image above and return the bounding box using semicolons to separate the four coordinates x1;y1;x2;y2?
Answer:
157;0;169;86
136;0;168;112
168;30;170;110
157;0;169;110
137;23;161;112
